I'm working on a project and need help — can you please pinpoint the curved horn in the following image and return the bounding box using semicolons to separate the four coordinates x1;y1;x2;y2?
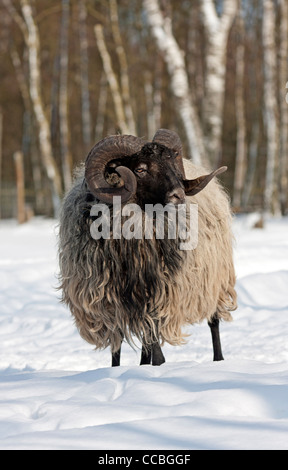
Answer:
184;166;227;196
152;128;185;177
85;135;145;204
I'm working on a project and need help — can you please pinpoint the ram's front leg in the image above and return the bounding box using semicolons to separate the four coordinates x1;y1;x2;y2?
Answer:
111;345;122;366
208;313;224;361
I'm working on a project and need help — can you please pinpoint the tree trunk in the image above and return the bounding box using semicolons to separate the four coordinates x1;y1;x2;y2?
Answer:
95;72;108;141
144;71;156;138
233;13;246;209
20;0;62;216
143;0;205;166
109;0;136;134
78;0;92;150
0;108;2;220
9;43;45;215
242;122;259;210
144;57;162;138
59;0;72;191
278;0;288;215
262;0;280;215
94;24;129;134
200;0;238;164
14;151;26;224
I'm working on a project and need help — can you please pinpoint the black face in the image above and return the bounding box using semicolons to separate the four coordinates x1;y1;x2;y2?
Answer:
105;143;185;208
128;143;185;208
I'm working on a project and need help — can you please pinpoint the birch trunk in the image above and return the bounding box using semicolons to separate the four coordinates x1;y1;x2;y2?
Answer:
9;44;45;214
233;13;246;209
278;0;288;215
200;0;237;164
109;0;136;134
143;0;205;166
20;0;62;216
262;0;280;215
59;0;72;191
94;24;129;134
144;55;163;138
95;72;108;141
144;71;155;138
78;0;92;149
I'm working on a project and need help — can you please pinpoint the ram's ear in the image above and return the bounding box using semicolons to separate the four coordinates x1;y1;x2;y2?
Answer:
183;166;227;196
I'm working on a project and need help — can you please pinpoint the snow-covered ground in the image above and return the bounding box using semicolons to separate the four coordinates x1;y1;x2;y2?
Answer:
0;214;287;450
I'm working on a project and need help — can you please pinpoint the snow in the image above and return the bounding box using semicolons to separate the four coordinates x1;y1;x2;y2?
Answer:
0;214;288;450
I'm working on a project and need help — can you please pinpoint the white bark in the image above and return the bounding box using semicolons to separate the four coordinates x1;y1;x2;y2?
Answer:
78;0;92;149
278;0;288;214
109;0;136;134
262;0;280;215
95;72;108;140
20;0;62;216
200;0;238;163
9;44;45;213
143;0;205;166
59;0;72;191
144;65;162;139
95;24;129;134
233;13;246;208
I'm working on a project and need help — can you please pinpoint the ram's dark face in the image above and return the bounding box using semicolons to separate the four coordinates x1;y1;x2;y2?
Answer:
127;143;186;208
85;129;227;207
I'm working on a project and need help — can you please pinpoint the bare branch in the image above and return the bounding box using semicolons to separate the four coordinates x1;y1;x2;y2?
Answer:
2;0;28;40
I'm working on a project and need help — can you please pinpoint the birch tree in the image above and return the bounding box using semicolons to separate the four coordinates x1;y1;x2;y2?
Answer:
59;0;72;191
9;43;45;213
278;0;288;215
200;0;238;163
109;0;136;134
78;0;92;150
95;72;108;141
13;0;62;216
262;0;280;215
94;24;129;134
144;63;162;139
233;12;246;208
143;0;205;166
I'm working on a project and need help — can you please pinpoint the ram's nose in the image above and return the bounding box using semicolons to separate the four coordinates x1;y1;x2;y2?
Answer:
166;188;185;205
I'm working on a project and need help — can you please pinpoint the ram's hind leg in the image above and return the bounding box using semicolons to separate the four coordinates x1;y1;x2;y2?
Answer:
208;313;224;361
140;322;165;366
140;342;165;366
111;345;122;366
151;342;165;365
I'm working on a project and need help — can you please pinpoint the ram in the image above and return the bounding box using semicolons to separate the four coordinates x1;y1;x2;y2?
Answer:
58;129;237;366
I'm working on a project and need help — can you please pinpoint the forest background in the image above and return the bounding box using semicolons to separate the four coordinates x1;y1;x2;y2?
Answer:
0;0;287;221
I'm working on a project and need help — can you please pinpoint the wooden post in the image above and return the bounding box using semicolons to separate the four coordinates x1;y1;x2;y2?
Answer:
14;151;26;224
0;108;3;220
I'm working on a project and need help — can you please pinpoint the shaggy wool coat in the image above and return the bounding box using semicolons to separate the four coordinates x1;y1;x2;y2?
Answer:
58;159;237;353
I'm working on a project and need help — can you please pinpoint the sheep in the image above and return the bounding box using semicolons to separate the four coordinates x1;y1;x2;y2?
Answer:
58;129;237;366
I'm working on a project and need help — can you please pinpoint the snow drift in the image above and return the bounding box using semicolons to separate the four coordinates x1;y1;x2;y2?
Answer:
0;215;288;450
